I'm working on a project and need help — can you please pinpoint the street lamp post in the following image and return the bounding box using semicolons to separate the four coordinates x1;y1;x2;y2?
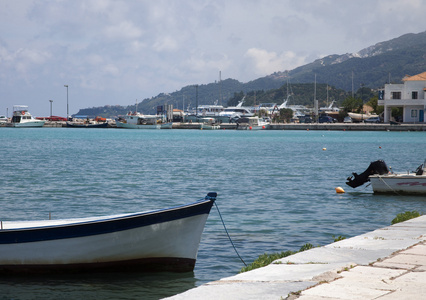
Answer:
64;85;69;120
49;100;53;117
360;83;364;122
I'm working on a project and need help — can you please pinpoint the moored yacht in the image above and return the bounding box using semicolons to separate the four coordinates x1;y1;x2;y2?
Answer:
218;98;254;122
236;116;270;130
116;111;172;129
7;105;45;128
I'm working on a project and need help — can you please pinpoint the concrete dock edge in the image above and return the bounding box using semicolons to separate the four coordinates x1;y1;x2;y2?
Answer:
164;215;426;300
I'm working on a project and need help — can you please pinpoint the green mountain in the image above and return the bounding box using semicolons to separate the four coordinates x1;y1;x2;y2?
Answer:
287;31;426;90
76;31;426;117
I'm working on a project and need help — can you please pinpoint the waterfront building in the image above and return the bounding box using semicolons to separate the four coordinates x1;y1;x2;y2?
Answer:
379;72;426;123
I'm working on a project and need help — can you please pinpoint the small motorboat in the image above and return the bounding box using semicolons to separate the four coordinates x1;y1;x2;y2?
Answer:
236;116;269;130
346;160;426;195
0;192;217;273
66;121;108;128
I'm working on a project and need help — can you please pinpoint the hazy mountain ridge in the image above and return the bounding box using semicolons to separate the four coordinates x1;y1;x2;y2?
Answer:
76;31;426;117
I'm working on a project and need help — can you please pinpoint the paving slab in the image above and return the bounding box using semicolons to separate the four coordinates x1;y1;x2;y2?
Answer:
167;281;315;300
299;280;392;300
381;253;426;266
400;244;426;255
221;263;348;282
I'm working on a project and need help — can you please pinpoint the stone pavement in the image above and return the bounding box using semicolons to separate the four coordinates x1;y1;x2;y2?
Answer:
165;215;426;300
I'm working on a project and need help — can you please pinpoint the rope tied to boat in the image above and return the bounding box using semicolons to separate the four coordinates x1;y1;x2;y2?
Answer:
214;202;247;266
377;175;402;196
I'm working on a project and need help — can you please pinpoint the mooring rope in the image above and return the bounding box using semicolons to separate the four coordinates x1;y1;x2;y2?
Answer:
378;175;402;196
214;202;247;266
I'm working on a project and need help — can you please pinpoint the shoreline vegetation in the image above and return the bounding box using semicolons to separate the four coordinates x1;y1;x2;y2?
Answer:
241;211;421;273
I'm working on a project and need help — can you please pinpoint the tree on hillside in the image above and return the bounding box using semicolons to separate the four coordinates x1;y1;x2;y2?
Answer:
366;96;384;114
274;108;293;123
342;96;363;112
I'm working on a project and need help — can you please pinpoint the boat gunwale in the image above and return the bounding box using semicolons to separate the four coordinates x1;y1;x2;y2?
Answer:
0;198;215;244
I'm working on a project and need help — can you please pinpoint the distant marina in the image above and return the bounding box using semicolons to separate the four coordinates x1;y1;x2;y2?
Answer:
2;118;426;131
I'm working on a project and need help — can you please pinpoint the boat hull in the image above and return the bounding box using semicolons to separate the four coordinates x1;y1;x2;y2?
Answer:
236;125;268;130
7;121;45;128
201;124;220;130
370;175;426;195
160;122;173;129
66;122;108;128
347;112;379;121
0;195;216;273
116;121;161;129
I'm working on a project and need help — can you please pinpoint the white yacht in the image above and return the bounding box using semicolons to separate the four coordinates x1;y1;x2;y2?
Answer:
0;115;7;124
277;98;310;118
219;98;254;121
116;112;172;129
7;105;45;127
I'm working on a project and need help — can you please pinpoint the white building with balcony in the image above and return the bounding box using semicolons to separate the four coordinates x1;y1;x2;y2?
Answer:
378;72;426;123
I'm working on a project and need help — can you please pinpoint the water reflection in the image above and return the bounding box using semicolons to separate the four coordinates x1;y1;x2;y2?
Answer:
0;271;196;300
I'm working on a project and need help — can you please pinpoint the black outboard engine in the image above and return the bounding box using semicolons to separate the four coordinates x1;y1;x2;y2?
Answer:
346;160;389;188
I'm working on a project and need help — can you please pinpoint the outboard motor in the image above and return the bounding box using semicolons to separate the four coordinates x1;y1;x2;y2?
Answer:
346;160;389;188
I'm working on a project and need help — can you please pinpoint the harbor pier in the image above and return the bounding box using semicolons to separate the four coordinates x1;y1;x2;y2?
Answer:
165;216;426;300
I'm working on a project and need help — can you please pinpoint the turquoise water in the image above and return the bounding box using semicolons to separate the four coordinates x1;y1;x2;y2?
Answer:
1;128;426;299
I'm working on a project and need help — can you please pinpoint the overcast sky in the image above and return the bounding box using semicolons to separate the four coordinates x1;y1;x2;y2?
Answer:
1;0;425;117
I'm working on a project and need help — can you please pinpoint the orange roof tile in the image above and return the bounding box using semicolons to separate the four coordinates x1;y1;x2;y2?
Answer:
402;72;426;81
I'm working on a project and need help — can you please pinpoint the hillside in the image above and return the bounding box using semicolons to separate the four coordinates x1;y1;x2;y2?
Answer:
76;31;426;117
287;31;426;90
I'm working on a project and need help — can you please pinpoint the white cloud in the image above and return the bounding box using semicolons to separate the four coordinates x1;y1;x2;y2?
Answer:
245;48;306;75
103;64;120;76
153;36;179;52
104;21;143;40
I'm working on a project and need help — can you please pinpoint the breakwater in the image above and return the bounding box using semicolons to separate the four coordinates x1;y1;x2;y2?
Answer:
176;122;425;131
36;122;426;131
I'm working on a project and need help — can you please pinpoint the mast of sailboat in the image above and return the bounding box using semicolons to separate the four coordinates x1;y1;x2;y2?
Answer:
286;78;289;103
195;84;199;118
219;71;222;106
314;74;318;121
326;84;329;107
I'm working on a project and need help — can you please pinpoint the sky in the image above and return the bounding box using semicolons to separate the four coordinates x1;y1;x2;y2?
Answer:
1;0;425;117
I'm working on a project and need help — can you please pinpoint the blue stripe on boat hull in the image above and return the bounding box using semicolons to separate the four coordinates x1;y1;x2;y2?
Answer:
0;199;214;244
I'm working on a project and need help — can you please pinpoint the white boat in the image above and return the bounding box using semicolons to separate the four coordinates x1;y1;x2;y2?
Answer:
346;160;426;195
347;112;379;122
219;107;254;121
370;173;426;194
276;96;311;118
199;118;220;130
0;193;216;273
6;105;45;128
185;103;225;123
319;100;340;113
236;116;270;130
218;98;254;122
116;112;172;129
196;104;224;117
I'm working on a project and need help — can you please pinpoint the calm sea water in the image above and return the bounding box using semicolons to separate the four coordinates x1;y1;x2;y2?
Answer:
1;128;426;299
